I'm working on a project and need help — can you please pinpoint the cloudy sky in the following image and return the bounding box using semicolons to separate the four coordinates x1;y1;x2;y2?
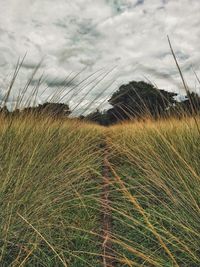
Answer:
0;0;200;114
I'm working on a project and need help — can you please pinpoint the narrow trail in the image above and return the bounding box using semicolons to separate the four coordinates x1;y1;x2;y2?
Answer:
101;140;114;267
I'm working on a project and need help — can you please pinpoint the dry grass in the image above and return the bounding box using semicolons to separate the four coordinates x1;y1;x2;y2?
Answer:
0;114;104;266
107;117;200;266
0;53;200;265
0;112;199;266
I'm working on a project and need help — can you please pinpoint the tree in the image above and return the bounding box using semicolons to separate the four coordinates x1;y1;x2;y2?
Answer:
0;106;9;116
37;102;71;117
178;92;200;115
107;81;177;122
86;109;109;126
21;102;71;118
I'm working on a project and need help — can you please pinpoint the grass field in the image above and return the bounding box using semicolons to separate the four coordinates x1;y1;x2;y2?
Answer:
108;118;200;266
0;114;199;266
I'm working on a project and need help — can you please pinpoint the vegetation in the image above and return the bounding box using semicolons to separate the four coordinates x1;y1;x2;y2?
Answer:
108;118;200;266
0;108;199;266
0;48;200;265
0;115;103;266
1;79;200;126
85;81;200;125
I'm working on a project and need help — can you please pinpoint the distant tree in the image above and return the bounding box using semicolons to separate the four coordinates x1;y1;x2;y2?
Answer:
86;109;109;126
37;102;71;117
178;92;200;115
22;102;71;118
0;106;9;116
107;81;178;122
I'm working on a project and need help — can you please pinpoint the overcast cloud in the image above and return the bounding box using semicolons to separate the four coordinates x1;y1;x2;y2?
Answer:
0;0;200;113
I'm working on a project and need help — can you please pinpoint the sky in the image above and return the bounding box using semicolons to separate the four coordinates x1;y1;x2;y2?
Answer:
0;0;200;114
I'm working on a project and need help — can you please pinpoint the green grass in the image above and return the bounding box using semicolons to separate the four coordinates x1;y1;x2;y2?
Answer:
108;118;200;266
0;114;200;266
0;115;104;266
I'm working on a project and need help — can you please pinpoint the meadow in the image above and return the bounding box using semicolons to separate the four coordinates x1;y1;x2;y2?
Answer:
0;112;199;266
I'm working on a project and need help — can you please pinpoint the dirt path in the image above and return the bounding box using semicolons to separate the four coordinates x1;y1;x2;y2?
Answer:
101;144;114;267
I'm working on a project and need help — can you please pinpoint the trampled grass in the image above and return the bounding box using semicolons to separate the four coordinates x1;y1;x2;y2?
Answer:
0;114;200;266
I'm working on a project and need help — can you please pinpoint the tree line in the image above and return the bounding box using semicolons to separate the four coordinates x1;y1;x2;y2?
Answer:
0;102;71;118
1;80;200;125
84;81;200;125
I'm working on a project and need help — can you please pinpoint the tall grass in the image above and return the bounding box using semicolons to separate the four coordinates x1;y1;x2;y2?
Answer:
107;117;200;266
1;113;199;266
0;46;200;266
0;114;104;266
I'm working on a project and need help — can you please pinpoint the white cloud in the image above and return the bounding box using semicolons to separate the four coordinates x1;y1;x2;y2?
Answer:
0;0;200;113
